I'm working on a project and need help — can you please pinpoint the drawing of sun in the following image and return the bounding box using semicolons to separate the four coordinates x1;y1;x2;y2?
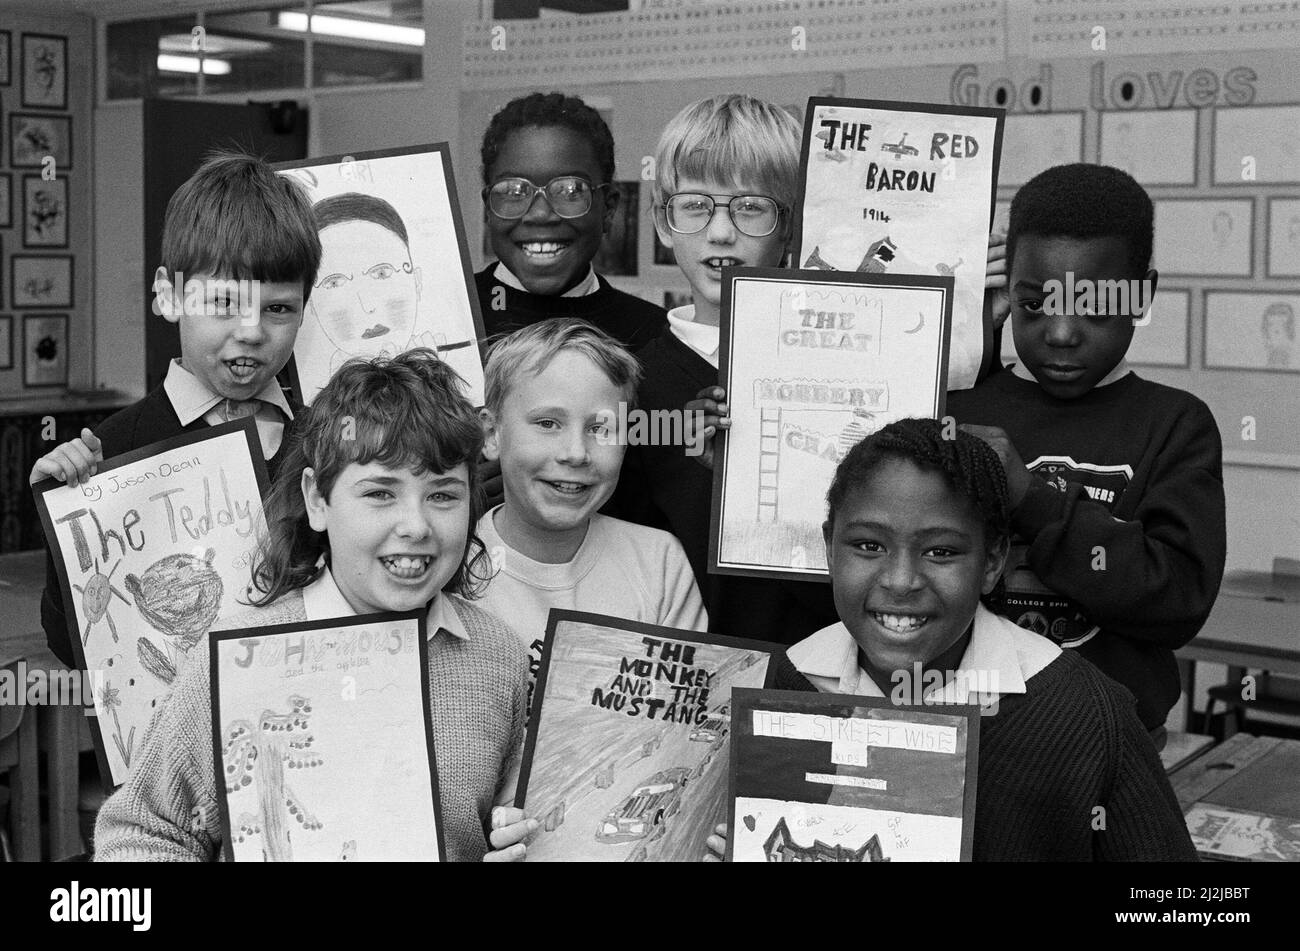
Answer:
72;557;132;646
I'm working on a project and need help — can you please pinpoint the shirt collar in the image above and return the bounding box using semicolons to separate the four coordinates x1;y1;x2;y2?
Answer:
1010;358;1130;388
300;567;469;641
494;262;600;298
666;304;720;366
787;604;1058;703
163;358;294;425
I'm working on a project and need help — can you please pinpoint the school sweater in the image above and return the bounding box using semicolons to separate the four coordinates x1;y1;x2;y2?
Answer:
93;584;528;863
613;323;839;646
39;379;299;668
946;367;1226;730
475;265;666;350
783;607;1198;861
475;507;708;698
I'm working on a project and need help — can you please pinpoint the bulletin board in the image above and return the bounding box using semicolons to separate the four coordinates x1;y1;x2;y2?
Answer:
457;4;1300;464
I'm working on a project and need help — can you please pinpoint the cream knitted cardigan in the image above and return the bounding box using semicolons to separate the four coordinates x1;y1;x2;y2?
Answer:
94;592;528;862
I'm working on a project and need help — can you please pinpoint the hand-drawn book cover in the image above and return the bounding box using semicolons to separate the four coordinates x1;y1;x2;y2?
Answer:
794;97;1003;391
711;267;952;580
210;611;443;862
275;144;485;406
516;610;777;862
34;419;269;788
1185;803;1300;862
727;688;979;862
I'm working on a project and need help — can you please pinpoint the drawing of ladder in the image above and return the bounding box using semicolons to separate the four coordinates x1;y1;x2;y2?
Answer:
757;407;781;523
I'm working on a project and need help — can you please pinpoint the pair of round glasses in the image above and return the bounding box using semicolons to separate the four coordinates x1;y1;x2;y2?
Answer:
663;193;783;237
483;176;608;219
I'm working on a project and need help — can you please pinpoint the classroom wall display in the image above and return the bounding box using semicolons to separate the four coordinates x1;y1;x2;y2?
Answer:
726;689;979;862
516;610;776;862
275;144;485;406
22;174;68;248
1204;291;1300;373
211;611;443;862
794;98;1002;391
0;315;14;370
1099;110;1198;185
9;113;72;169
711;268;952;580
1128;289;1191;369
591;180;639;277
11;254;73;308
1212;104;1300;185
0;174;11;228
0;30;10;85
1266;198;1300;278
1153;199;1253;277
998;112;1084;186
23;313;67;387
20;33;67;110
33;419;270;787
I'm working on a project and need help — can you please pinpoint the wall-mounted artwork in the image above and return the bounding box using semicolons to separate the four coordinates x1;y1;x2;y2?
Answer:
0;173;11;228
0;31;11;86
1128;288;1191;368
23;175;68;248
0;315;14;371
211;612;444;862
21;33;67;110
1153;199;1253;277
1100;110;1197;185
1213;104;1300;185
712;269;952;580
1267;198;1300;278
999;112;1084;187
727;689;980;862
10;113;73;169
591;181;639;277
1204;291;1300;373
517;610;776;862
12;254;73;308
32;420;269;786
23;313;67;387
275;144;485;406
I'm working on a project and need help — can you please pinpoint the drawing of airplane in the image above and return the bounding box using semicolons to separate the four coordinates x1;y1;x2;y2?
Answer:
880;133;918;159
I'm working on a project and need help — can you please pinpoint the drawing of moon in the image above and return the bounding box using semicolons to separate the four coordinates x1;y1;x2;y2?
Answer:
904;312;925;334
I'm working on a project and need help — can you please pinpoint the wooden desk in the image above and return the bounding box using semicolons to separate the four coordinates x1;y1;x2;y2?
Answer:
0;549;85;861
1176;592;1300;732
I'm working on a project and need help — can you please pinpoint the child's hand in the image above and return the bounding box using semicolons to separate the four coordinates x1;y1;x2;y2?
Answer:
683;386;731;470
986;231;1010;330
959;423;1031;509
478;454;505;509
704;822;728;862
30;428;103;487
482;806;538;862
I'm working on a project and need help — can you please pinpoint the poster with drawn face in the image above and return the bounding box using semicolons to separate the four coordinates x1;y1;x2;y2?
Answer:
33;420;269;787
795;98;1003;391
727;689;979;862
211;612;443;862
1205;291;1300;372
276;144;485;406
711;268;952;580
516;611;775;862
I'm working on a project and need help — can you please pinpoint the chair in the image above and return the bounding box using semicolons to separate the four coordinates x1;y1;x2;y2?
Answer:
0;660;41;860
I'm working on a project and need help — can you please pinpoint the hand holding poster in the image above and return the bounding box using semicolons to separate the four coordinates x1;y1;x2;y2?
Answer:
727;689;979;862
210;612;442;862
33;419;269;787
795;98;1004;391
516;610;777;862
711;268;952;579
275;144;485;406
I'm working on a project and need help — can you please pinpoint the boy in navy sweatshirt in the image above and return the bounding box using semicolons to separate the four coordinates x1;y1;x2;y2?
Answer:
948;164;1226;738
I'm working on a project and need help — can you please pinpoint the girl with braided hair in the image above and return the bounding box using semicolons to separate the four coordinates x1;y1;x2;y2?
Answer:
707;417;1195;861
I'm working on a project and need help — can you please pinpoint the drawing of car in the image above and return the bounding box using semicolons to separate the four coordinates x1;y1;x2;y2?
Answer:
690;710;731;743
595;768;691;844
880;133;918;159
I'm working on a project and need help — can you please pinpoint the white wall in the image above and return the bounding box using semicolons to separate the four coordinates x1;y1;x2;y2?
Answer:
92;101;144;399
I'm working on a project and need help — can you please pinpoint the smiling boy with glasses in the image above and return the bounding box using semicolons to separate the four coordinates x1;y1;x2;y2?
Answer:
476;92;666;351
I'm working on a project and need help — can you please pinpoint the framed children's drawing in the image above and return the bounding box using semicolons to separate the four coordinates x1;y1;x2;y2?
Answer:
1153;199;1253;277
516;610;777;862
794;97;1004;391
11;254;73;308
22;174;68;248
726;688;980;862
1204;291;1300;373
710;268;953;581
0;173;12;228
21;33;67;109
33;419;270;787
23;313;67;387
1266;198;1300;278
211;611;444;861
0;315;14;370
10;113;72;169
275;144;486;406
